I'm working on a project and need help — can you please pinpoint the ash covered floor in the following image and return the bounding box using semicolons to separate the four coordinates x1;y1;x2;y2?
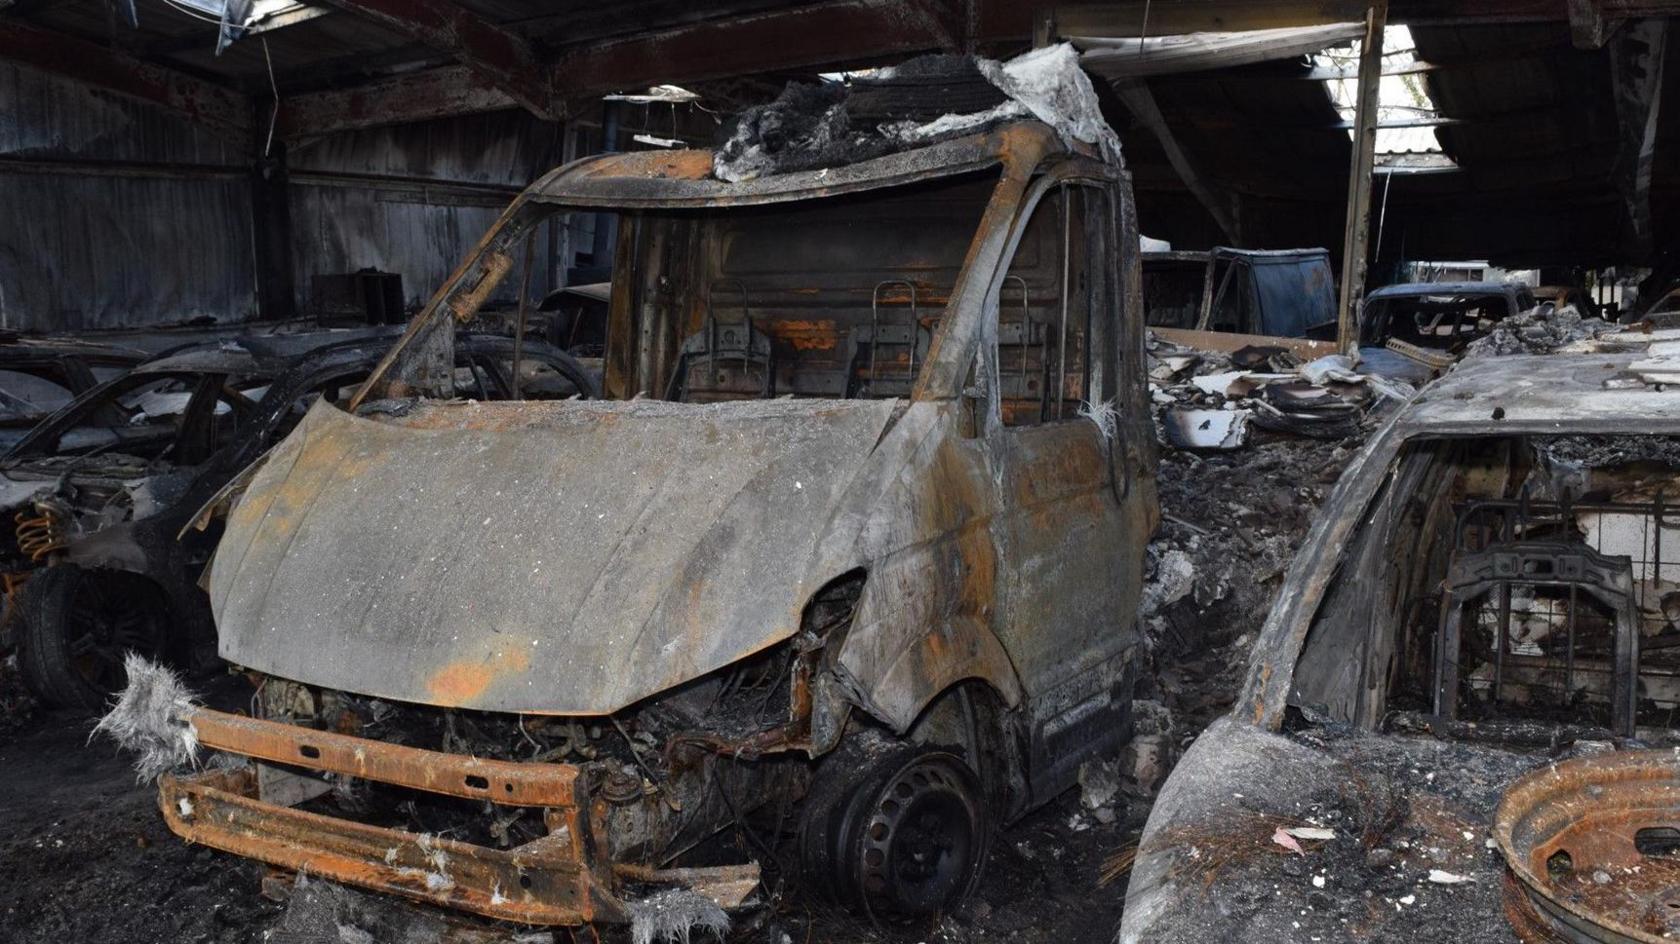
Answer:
0;427;1353;944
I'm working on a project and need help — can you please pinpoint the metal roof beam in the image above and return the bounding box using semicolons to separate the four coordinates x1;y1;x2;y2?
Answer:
0;22;253;141
276;63;515;139
1047;0;1680;36
545;0;1005;104
309;0;559;119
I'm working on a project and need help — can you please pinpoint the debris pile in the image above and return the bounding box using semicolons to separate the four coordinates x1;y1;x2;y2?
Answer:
1130;437;1356;780
1463;303;1617;357
1148;333;1410;451
714;43;1118;182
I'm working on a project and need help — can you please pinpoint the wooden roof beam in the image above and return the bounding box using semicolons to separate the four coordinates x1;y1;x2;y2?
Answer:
309;0;559;119
0;22;253;141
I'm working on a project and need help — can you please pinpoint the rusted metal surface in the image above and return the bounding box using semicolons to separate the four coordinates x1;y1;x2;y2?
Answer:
1495;749;1680;943
199;117;1154;921
161;766;608;925
210;396;901;714
189;707;579;806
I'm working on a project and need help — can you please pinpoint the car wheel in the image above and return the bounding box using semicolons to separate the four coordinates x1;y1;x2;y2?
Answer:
15;565;171;712
801;743;991;926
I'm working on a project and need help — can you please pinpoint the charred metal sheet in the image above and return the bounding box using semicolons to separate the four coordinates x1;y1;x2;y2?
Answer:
0;23;253;141
1495;749;1680;943
524;125;1057;209
209;396;899;714
160;767;608;925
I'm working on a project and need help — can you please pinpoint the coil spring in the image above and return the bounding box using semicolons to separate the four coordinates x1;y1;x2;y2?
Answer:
15;502;67;562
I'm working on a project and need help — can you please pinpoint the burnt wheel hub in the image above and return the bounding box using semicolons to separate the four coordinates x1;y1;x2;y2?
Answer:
853;752;984;922
1497;749;1680;942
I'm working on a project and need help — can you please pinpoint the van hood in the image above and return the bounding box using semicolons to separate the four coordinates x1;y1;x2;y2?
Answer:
209;396;899;714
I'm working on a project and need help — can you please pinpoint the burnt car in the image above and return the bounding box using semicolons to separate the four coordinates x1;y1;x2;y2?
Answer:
1122;354;1680;943
1357;280;1537;383
0;335;147;450
1143;246;1339;349
151;115;1157;927
6;331;593;710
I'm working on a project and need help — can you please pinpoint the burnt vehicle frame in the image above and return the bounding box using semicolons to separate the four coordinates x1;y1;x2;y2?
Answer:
0;336;148;444
156;119;1159;927
1122;354;1680;943
1357;280;1538;382
5;332;593;710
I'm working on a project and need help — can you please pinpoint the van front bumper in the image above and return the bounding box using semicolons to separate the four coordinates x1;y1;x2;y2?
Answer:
157;708;755;925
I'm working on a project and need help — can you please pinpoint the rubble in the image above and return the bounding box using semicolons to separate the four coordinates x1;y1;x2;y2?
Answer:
714;43;1116;182
1462;302;1617;357
1147;331;1409;453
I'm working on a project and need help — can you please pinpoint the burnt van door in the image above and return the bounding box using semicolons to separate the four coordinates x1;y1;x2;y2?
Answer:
989;180;1136;805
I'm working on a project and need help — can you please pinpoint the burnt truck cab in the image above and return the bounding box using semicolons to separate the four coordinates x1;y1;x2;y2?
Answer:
158;119;1158;925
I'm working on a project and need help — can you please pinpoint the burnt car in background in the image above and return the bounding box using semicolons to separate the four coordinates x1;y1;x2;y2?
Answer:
4;331;593;710
0;336;147;450
154;117;1158;926
1143;246;1338;354
1122;354;1680;943
1356;280;1536;383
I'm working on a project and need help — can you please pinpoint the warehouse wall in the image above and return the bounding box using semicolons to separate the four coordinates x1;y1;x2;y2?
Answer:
0;61;255;332
285;112;568;314
0;63;580;334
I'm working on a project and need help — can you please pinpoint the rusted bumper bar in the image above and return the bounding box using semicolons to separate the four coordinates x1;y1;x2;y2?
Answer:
158;707;617;925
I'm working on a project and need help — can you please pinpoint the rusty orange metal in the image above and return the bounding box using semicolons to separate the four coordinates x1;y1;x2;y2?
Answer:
1495;749;1680;942
160;766;610;925
164;707;610;925
187;707;578;807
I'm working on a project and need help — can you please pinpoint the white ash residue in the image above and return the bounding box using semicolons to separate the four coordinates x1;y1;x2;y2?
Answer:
1463;304;1617;357
92;653;200;782
628;889;730;944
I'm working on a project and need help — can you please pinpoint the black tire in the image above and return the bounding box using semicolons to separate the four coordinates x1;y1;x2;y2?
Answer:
15;565;172;713
800;740;992;926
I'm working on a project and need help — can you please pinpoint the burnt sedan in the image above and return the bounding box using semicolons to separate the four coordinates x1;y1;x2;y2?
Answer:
5;331;592;710
1123;353;1680;943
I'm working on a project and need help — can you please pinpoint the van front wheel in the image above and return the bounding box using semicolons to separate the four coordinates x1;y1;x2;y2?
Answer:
802;744;990;926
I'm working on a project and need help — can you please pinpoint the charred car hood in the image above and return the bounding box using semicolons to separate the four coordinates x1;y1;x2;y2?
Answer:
209;397;899;714
1122;718;1555;944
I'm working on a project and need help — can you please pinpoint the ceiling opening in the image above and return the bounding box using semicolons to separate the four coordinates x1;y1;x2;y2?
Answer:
1313;25;1458;172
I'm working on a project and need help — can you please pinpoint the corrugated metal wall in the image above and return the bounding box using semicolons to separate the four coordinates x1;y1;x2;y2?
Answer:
0;63;576;333
287;112;564;312
0;61;255;332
